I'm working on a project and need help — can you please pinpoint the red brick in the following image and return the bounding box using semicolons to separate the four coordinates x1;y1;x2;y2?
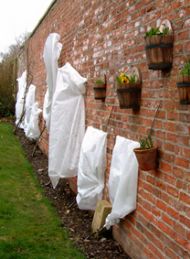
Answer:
146;243;164;259
157;221;176;240
162;213;175;227
163;174;176;186
167;185;179;198
175;235;189;248
138;204;154;222
180;192;190;205
163;121;176;132
176;179;188;191
181;147;190;159
140;189;155;204
159;161;173;173
163;142;175;152
152;207;161;217
180;214;190;229
156;200;167;212
166;132;177;142
167;111;179;120
165;247;180;259
167;206;179;220
174;222;187;237
142;181;154;193
175;157;189;168
173;167;184;178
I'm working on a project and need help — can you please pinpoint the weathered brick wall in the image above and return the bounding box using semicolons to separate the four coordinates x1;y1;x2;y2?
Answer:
26;0;190;258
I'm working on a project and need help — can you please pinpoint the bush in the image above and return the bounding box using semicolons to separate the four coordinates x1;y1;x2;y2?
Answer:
0;60;16;118
0;100;14;118
0;33;28;118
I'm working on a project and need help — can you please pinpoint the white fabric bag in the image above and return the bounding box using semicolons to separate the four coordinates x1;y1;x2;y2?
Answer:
24;84;36;135
23;84;41;140
25;102;42;140
15;70;27;128
43;33;62;131
49;62;87;188
105;136;140;229
76;126;107;210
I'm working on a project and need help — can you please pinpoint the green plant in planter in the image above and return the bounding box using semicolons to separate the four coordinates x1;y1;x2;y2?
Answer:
145;21;173;71
145;26;170;37
145;27;160;37
94;77;106;100
116;72;137;87
116;70;141;110
95;78;105;86
128;74;137;84
134;134;157;171
177;60;190;104
139;135;153;149
180;61;190;77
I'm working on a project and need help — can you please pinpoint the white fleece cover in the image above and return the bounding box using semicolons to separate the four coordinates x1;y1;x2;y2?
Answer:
25;102;41;140
43;33;62;131
24;84;36;134
76;126;107;210
105;136;140;229
23;84;41;140
49;62;87;188
15;70;27;128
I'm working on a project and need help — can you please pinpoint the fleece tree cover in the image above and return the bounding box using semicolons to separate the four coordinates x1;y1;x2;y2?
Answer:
76;126;107;210
105;136;140;229
24;84;41;140
43;33;62;131
15;70;27;128
48;62;87;188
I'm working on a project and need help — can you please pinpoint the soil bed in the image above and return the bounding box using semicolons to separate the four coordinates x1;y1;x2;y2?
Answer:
16;129;129;259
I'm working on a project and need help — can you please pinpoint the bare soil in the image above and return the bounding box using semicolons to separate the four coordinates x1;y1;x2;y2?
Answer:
16;129;130;259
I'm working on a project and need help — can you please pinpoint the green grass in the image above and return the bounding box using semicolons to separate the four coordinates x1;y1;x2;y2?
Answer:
0;122;85;259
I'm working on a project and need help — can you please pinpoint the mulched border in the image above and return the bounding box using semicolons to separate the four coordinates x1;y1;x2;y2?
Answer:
16;128;129;259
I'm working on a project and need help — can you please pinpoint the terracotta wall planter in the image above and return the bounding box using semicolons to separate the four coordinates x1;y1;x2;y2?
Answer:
134;147;158;171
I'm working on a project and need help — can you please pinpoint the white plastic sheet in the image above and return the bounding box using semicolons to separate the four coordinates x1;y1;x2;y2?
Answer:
105;136;140;229
23;84;41;140
43;33;62;131
76;126;107;210
25;103;41;140
49;62;87;188
15;70;27;128
24;84;36;134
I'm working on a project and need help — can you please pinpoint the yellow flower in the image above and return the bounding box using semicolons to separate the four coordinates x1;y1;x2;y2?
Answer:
121;77;129;84
122;77;129;84
119;73;129;84
120;73;125;77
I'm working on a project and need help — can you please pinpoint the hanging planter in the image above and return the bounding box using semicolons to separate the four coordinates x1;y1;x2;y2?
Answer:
176;61;190;105
145;20;174;71
134;135;158;171
116;67;141;111
93;75;106;101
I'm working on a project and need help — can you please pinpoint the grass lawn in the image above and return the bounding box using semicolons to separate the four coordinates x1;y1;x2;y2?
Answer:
0;122;85;259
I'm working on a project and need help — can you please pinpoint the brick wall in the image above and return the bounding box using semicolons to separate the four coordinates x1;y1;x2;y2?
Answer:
25;0;190;258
